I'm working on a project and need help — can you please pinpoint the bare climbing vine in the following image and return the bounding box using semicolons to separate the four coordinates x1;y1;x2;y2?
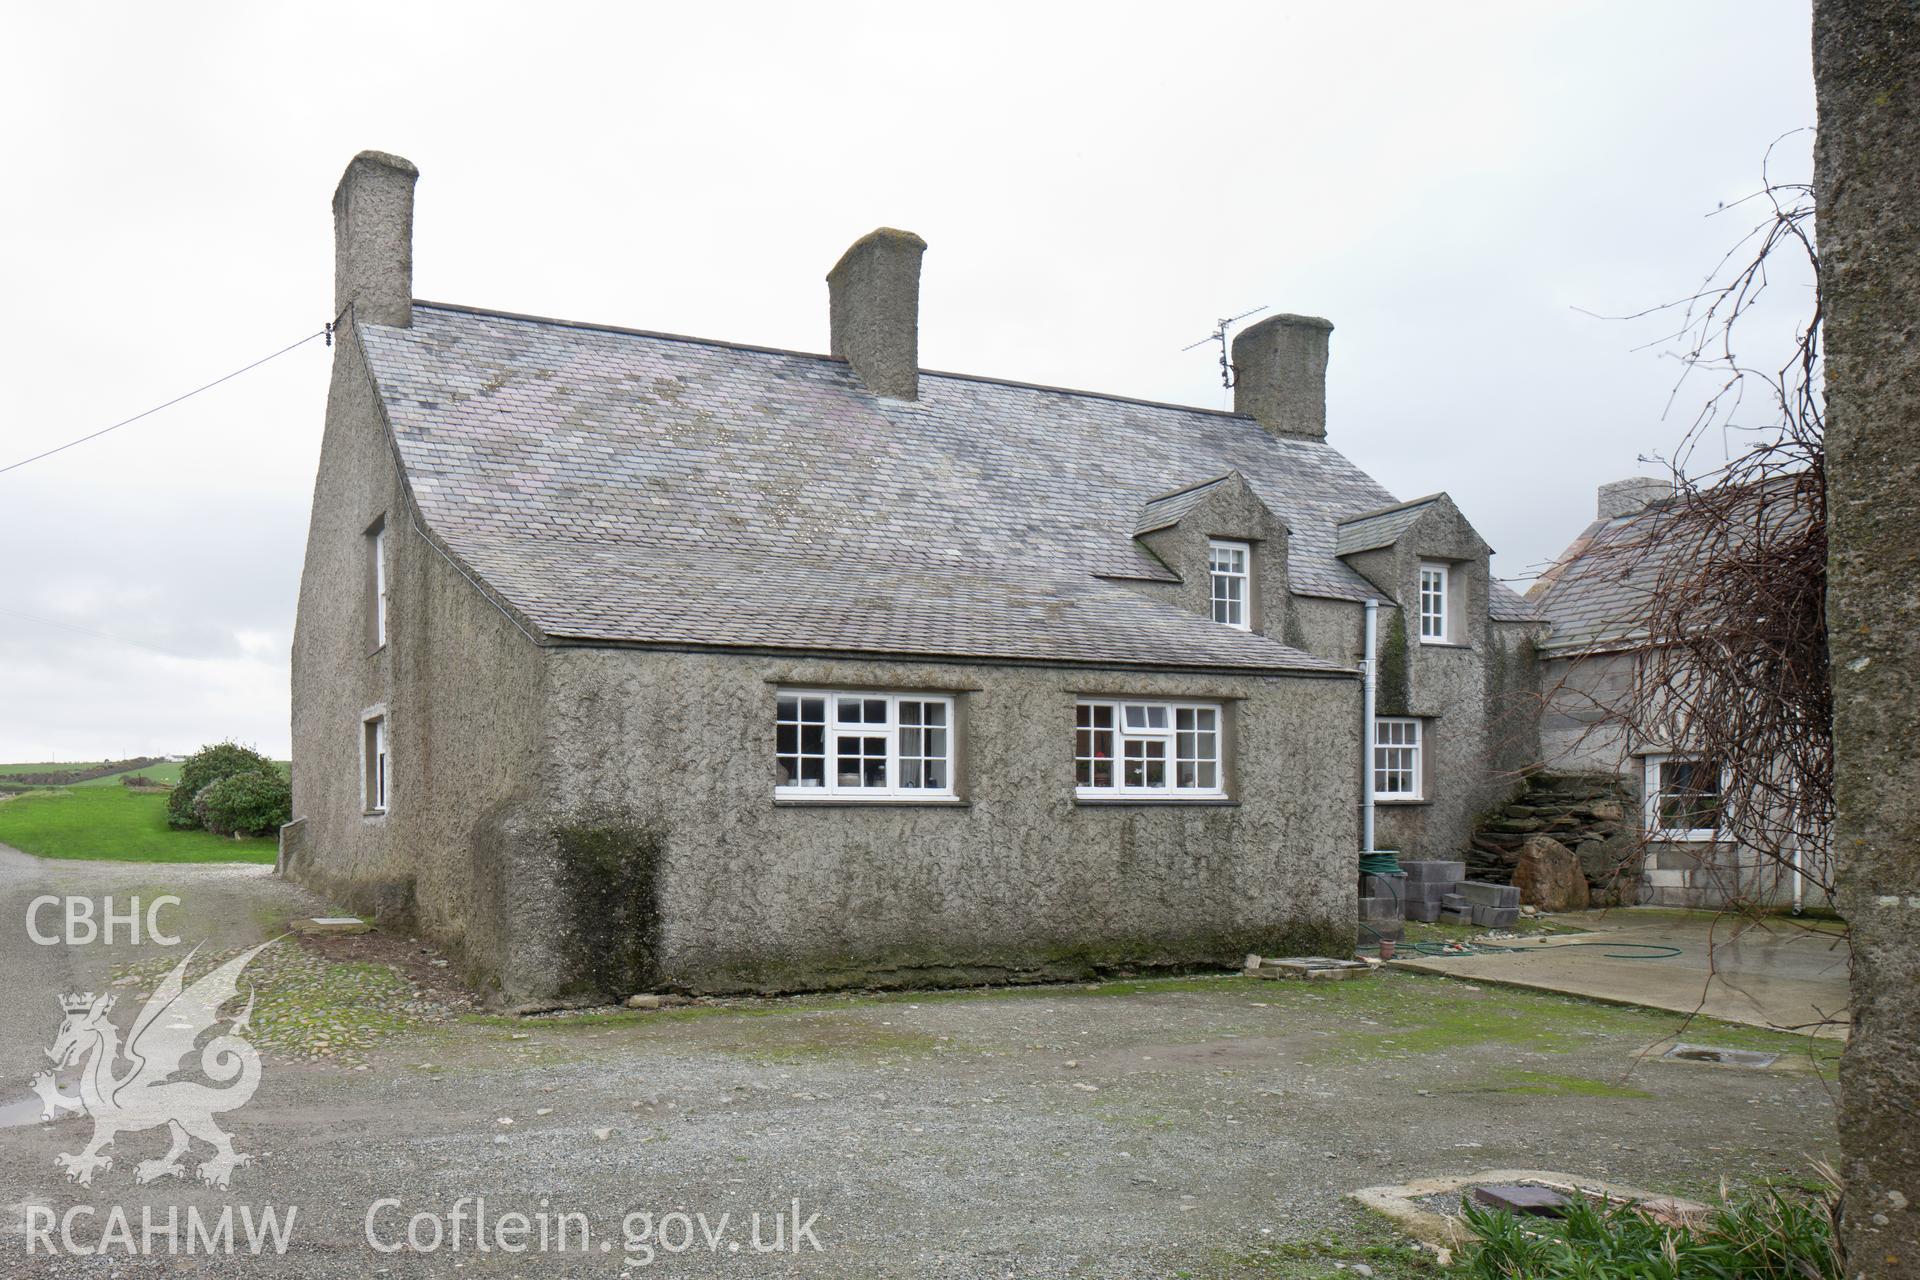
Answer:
1541;137;1832;913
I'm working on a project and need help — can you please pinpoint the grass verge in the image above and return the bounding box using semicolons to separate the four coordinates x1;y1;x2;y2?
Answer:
0;786;275;862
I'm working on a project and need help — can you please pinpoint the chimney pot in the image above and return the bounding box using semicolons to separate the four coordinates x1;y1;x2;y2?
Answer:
333;150;419;329
827;227;926;400
1597;476;1673;519
1232;314;1333;440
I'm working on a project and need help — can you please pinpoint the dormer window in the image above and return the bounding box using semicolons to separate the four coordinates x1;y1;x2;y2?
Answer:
1418;562;1449;643
1209;540;1251;630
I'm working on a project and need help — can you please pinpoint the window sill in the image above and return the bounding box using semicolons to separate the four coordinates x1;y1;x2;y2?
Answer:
1417;641;1471;650
1074;797;1238;808
1374;797;1430;807
362;810;387;821
1647;831;1724;843
774;798;969;809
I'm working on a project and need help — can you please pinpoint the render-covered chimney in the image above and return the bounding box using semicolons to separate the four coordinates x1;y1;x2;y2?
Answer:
827;227;926;400
333;150;419;329
1231;314;1333;440
1597;476;1673;519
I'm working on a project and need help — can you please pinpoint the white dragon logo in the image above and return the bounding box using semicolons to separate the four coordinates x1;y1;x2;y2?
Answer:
31;941;272;1190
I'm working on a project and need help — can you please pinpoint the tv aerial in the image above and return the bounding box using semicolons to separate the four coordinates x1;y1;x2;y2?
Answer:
1182;306;1268;389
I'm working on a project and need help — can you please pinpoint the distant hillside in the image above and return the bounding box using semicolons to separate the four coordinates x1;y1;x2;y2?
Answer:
0;757;166;788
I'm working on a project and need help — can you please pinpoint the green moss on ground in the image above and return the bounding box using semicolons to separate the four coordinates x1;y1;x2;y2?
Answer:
111;942;428;1066
1197;1215;1439;1279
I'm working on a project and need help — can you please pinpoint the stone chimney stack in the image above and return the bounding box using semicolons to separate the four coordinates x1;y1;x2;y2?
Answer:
333;151;419;329
1231;314;1333;440
827;227;926;400
1597;476;1673;519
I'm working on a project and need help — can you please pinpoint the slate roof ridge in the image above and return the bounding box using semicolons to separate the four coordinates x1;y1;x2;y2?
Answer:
1336;492;1444;525
1141;471;1240;505
406;299;1255;422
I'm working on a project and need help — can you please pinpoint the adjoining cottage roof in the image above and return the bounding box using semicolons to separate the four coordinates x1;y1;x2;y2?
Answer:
1529;496;1684;652
359;303;1523;669
1530;477;1811;653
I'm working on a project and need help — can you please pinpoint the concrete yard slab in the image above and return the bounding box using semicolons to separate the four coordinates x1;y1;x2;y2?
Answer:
1350;1169;1711;1254
1392;909;1850;1038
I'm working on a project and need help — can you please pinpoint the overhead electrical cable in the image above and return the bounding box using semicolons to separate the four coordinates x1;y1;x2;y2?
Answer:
0;322;334;478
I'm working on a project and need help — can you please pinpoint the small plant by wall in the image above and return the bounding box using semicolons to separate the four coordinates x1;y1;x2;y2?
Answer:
1377;608;1411;716
550;817;666;998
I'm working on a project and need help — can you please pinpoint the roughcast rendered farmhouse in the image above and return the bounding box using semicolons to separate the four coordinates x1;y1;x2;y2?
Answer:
284;151;1544;1004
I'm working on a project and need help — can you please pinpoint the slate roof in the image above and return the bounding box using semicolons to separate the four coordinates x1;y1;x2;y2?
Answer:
1334;496;1440;556
1529;497;1687;651
1134;474;1236;537
358;303;1525;669
1530;478;1809;651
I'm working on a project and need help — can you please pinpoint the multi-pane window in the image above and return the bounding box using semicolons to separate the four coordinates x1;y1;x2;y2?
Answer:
363;713;388;814
368;517;389;651
1076;699;1223;798
1644;754;1723;839
1418;562;1449;643
1209;540;1250;630
775;691;955;799
1374;717;1422;800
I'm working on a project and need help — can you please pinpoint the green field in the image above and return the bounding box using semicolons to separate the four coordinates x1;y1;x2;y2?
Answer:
0;760;112;776
72;761;184;787
0;759;186;786
0;785;277;863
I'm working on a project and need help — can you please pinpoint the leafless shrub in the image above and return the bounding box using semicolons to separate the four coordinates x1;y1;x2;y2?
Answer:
1541;137;1831;905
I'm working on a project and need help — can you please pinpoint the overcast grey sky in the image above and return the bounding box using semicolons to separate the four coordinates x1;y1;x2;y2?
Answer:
0;2;1815;762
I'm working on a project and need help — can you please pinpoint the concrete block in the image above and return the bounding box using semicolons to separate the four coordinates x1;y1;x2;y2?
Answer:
1470;904;1521;928
1400;860;1465;884
1440;894;1469;910
1439;907;1474;925
1358;898;1404;942
1409;879;1453;903
1363;873;1408;905
1458;881;1521;909
1402;898;1441;923
1644;869;1687;888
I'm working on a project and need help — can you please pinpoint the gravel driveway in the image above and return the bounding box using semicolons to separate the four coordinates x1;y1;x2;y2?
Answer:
0;851;1838;1278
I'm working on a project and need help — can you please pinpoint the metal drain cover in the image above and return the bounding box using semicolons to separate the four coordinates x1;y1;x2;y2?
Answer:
1663;1044;1780;1068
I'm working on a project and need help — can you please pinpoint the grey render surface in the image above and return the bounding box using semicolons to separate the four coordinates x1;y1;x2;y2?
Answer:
288;153;1547;1002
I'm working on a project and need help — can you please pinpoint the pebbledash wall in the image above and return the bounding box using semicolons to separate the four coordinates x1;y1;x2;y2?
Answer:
536;652;1359;995
285;150;1540;1004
